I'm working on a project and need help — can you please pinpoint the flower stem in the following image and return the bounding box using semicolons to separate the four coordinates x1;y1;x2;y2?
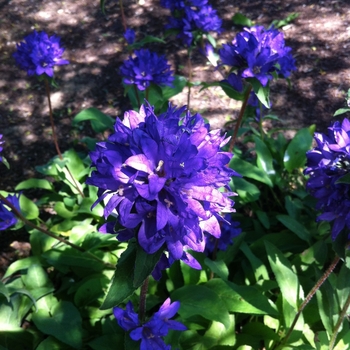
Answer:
44;79;84;198
228;84;252;153
187;51;192;109
0;193;114;269
275;254;341;350
139;276;149;324
119;0;127;32
329;290;350;350
133;84;141;109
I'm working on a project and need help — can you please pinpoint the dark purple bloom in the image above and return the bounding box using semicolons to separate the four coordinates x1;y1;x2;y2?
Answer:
165;5;222;46
13;30;69;77
120;49;174;91
87;102;239;271
204;214;241;254
113;298;186;349
0;193;21;231
304;118;350;240
161;0;208;11
219;26;296;86
124;29;135;45
0;135;4;163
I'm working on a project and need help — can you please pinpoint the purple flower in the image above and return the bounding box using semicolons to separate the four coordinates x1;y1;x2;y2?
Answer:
161;0;208;10
304;118;350;240
204;214;241;254
87;102;239;271
120;49;174;91
114;298;186;349
165;5;222;46
0;193;21;231
124;28;135;45
0;135;4;163
219;26;296;86
13;30;69;77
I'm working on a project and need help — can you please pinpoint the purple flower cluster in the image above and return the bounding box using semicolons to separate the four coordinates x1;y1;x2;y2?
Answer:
304;118;350;240
0;194;21;231
120;49;174;91
204;214;241;255
13;30;69;77
87;102;238;272
163;1;222;46
124;29;136;45
113;298;186;349
219;26;296;87
0;135;4;163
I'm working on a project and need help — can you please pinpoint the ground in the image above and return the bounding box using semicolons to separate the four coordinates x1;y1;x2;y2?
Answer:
1;0;350;274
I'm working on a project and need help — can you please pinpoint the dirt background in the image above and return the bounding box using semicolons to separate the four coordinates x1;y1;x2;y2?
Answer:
1;0;350;273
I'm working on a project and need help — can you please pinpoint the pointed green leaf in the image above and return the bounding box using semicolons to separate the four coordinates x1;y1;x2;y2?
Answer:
15;178;54;191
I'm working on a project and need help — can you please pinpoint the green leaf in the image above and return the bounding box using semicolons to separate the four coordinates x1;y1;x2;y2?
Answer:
72;107;114;133
232;13;253;27
32;301;83;349
334;107;350;116
36;336;74;350
204;258;229;280
22;264;52;290
206;279;278;315
265;241;304;309
250;81;270;108
229;156;273;187
271;13;299;28
204;315;236;346
284;127;314;173
3;256;41;279
133;245;163;287
171;285;231;328
0;281;10;303
276;215;311;243
253;136;276;178
0;329;36;350
100;243;137;309
20;194;39;220
100;0;106;15
74;276;109;307
15;178;54;191
162;75;187;101
336;256;350;309
88;335;125;350
54;201;76;219
230;177;260;203
131;35;166;49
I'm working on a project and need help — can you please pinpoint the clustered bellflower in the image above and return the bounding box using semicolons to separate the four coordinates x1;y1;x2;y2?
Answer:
304;118;350;240
120;49;174;91
204;214;241;255
163;1;222;47
219;25;296;87
124;28;135;45
87;102;239;274
114;298;186;349
0;193;21;231
13;30;69;77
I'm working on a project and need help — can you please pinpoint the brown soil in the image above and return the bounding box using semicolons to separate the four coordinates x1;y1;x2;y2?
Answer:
1;0;350;270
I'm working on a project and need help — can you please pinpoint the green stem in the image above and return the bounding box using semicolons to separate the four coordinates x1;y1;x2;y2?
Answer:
228;84;252;153
275;254;341;350
187;51;192;109
119;0;127;32
0;193;114;270
44;79;84;198
139;276;149;324
133;84;141;109
258;101;265;140
329;291;350;350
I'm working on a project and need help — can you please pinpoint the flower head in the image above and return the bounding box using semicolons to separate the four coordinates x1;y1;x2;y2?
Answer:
87;102;239;270
219;25;296;86
165;4;222;47
13;30;69;77
124;29;135;45
0;193;21;231
304;118;350;240
161;0;208;11
120;49;174;91
204;214;241;254
113;298;186;349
